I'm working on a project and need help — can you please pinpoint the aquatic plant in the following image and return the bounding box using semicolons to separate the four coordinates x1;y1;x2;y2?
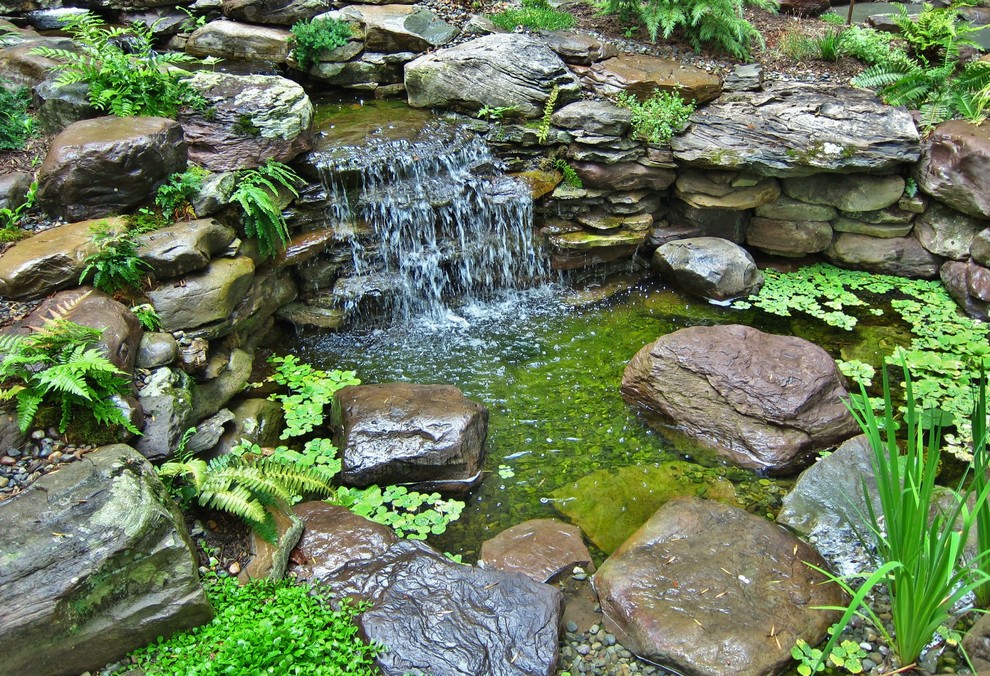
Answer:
266;354;360;439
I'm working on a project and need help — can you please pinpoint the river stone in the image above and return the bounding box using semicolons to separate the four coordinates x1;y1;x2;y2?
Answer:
185;20;290;62
213;397;286;456
826;232;942;278
551;462;737;554
335;383;487;493
222;0;333;24
746;217;834;256
0;36;70;88
551;100;631;136
941;260;990;320
32;78;98;135
147;256;255;332
671;82;920;176
0;171;31;211
320;538;563;676
755;194;837;221
914;201;988;260
291;503;400;582
179;71;313;171
585;54;721;104
479;518;592;584
782;173;905;212
135;367;195;461
914;119;990;219
0;444;212;676
777;434;880;537
137;332;179;369
334;5;456;52
37;116;185;221
652;237;763;301
137;218;237;280
405;33;581;118
973;228;990;267
593;497;843;676
0;216;127;300
192;348;253;421
621;325;859;474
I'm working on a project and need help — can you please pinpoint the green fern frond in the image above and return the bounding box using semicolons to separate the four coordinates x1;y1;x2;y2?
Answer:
16;390;42;433
200;483;270;526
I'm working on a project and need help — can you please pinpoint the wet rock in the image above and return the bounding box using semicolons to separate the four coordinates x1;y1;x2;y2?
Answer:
0;217;126;300
747;217;834;256
335;5;456;52
569;161;674;192
779;0;829;15
585;54;722;104
826;232;942;278
136;332;179;369
37;116;185;221
777;434;881;537
914;119;990;219
782;173;905;212
192;348;253;420
675;170;780;210
546;229;647;270
671;83;920;176
290;502;399;582
32;78;98;135
0;171;32;211
668;200;749;243
336;383;488;494
191;171;238;218
914;201;988;260
972;227;990;267
306;51;411;87
187;267;297;342
222;0;333;24
551;100;631;137
405;34;581;118
830;216;913;239
941;259;990;320
542;30;618;65
321;539;563;676
213;397;285;456
137;218;237;280
275;302;346;329
185;20;290;63
147;256;256;332
0;444;212;676
962;612;990;672
652;237;763;301
179;71;312;171
135;367;195;461
0;36;70;89
594;497;843;676
621;325;859;474
551;461;737;554
479;518;593;583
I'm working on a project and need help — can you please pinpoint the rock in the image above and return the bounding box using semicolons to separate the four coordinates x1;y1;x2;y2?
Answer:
593;497;843;676
546;229;647;270
185;408;235;454
0;217;126;301
0;171;31;211
32;78;98;135
747;217;834;256
542;30;618;65
671;82;920;176
675;171;780;210
652;237;763;301
192;348;253;420
621;325;859;474
179;71;313;171
147;256;256;332
722;63;763;92
23;288;142;375
479;518;592;583
0;37;70;89
513;169;562;199
830;217;913;239
777;435;881;537
37;116;186;221
185;20;291;63
137;218;237;280
941;259;990;320
213;397;285;456
306;51;411;87
962;612;990;673
914;201;988;260
275;302;346;329
0;444;212;676
222;0;333;24
779;0;829;15
914;119;990;219
238;507;302;582
335;5;457;52
551;461;737;554
755;194;836;221
782;173;905;212
136;332;179;369
189;267;297;341
135;367;195;461
826;232;942;278
320;539;563;676
668;200;749;243
290;502;400;582
0;409;26;455
567;161;673;192
585;54;722;104
973;228;990;267
405;34;581;118
336;383;488;494
191;171;238;217
838;205;916;225
551;100;632;137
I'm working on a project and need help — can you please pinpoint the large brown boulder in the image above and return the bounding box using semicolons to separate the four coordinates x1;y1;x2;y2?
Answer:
37;116;186;221
941;259;990;320
914;119;990;220
585;54;722;104
621;325;859;474
289;502;399;582
594;497;843;676
335;383;488;493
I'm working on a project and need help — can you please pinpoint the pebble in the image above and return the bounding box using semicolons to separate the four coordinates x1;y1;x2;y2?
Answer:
0;432;95;501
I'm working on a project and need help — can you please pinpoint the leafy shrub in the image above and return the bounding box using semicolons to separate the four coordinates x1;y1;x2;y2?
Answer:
155;165;208;221
131;574;380;675
33;13;208;118
79;220;150;294
0;181;37;241
232;160;302;258
0;300;139;434
893;1;977;66
290;17;355;70
0;80;34;151
605;0;778;59
489;0;576;31
613;88;695;144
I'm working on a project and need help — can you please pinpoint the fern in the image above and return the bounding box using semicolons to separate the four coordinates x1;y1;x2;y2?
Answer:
232;161;301;258
79;220;150;295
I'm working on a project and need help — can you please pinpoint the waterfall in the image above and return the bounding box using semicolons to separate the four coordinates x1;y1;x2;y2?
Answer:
310;122;547;323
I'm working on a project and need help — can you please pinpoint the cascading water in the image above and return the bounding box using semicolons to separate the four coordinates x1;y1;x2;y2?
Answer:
310;121;548;323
